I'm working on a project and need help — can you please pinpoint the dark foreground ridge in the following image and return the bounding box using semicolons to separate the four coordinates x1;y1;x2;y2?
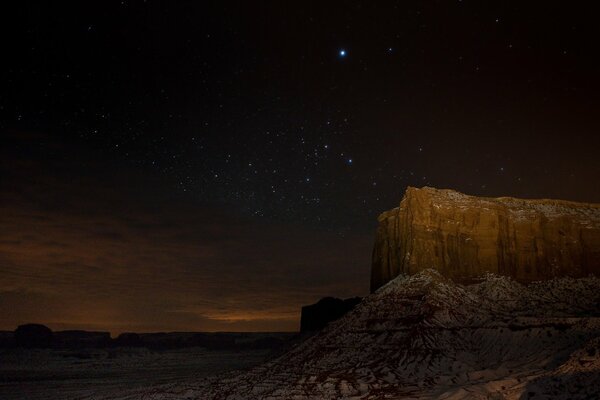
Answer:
87;270;600;399
371;186;600;292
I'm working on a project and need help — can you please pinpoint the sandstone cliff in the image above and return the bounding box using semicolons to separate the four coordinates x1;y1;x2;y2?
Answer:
371;186;600;291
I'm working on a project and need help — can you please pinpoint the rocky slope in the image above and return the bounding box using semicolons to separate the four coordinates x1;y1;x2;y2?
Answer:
371;187;600;292
88;271;600;399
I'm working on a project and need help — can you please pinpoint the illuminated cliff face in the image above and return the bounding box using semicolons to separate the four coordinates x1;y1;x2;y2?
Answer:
371;187;600;292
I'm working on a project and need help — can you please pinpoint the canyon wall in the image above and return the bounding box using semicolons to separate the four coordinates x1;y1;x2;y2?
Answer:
371;187;600;292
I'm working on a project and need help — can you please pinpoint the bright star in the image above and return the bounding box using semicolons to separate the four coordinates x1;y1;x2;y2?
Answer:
339;49;346;57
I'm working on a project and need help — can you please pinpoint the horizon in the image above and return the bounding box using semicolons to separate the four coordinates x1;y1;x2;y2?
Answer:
1;322;300;337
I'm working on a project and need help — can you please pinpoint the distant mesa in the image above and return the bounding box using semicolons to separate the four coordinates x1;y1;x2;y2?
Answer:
54;330;112;348
12;325;111;349
14;323;53;348
114;332;143;347
300;296;361;333
1;327;298;351
371;186;600;292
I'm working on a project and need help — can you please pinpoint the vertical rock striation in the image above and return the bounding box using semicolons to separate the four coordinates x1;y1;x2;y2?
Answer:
371;187;600;292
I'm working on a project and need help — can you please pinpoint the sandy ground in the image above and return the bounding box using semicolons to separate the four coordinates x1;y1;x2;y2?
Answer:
0;347;272;400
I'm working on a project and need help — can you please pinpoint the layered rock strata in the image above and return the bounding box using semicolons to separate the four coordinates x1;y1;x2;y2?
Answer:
371;186;600;291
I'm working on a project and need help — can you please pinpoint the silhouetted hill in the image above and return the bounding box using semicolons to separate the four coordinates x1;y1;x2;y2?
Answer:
14;324;53;348
300;296;361;332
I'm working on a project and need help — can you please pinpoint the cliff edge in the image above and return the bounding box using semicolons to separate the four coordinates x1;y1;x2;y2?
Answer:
371;186;600;291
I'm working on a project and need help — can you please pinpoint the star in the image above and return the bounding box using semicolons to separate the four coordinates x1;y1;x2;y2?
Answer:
339;49;347;57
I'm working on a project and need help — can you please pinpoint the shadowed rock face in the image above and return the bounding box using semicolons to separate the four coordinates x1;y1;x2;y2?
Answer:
300;297;361;333
371;187;600;292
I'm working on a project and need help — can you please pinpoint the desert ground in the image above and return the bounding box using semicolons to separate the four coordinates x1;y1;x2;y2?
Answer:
0;346;274;400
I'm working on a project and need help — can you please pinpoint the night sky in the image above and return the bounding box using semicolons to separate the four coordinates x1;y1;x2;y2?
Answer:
1;1;599;333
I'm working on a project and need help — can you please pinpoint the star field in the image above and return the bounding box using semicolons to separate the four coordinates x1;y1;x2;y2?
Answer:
4;1;600;233
1;0;600;333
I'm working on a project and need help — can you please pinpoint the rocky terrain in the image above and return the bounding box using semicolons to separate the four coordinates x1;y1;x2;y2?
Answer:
85;270;600;399
372;187;600;291
8;187;600;399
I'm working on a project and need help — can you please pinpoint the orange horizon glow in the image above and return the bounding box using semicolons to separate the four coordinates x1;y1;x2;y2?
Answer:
0;196;371;335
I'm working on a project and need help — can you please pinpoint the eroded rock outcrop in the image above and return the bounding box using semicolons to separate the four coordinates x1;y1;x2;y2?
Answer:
371;186;600;291
117;271;600;399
